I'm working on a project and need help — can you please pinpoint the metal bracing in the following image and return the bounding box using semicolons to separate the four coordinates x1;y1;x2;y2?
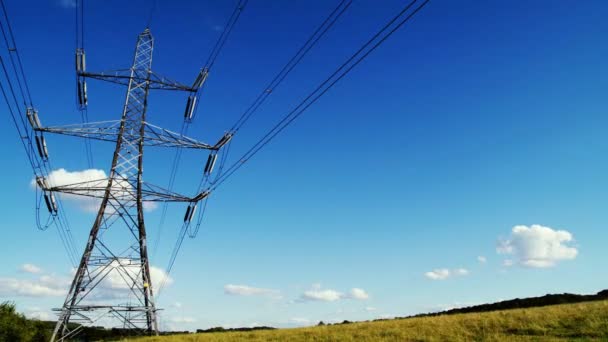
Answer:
51;28;194;341
37;120;214;149
79;69;196;91
42;178;205;203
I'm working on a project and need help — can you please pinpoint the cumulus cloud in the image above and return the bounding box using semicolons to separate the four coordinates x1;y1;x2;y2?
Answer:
424;268;469;280
32;168;157;212
224;284;281;298
97;261;172;292
497;224;578;268
348;288;369;300
453;268;469;276
477;256;487;264
302;288;343;302
2;262;171;303
19;263;42;274
299;285;369;302
0;274;68;297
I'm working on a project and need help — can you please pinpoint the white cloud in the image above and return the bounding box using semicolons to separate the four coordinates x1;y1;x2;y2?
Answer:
477;256;487;263
453;268;469;276
348;288;369;300
171;302;183;309
0;275;68;297
33;168;107;212
497;224;578;268
365;306;377;312
19;263;42;274
299;285;369;302
302;288;343;302
224;284;281;298
424;268;469;280
424;269;449;280
98;261;171;292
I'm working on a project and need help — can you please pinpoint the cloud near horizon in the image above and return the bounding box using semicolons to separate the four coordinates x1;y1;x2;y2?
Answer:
424;268;469;281
0;262;171;299
0;273;69;297
224;284;281;298
19;263;42;274
497;224;578;268
299;285;369;302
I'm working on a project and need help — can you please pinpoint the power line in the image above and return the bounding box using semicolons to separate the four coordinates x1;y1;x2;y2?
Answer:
156;0;354;292
159;0;431;294
211;0;430;191
73;0;93;167
0;0;32;106
229;0;352;133
153;0;249;258
205;0;248;70
0;0;79;267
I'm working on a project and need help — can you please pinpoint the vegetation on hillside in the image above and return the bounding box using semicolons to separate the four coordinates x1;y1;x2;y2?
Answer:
0;302;49;342
130;300;608;342
411;289;608;318
3;291;607;341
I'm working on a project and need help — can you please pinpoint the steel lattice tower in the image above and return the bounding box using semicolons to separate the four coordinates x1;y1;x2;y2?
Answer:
45;29;218;341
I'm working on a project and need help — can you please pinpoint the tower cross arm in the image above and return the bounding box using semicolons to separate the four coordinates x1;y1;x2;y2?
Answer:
80;69;195;92
42;178;205;203
36;120;214;150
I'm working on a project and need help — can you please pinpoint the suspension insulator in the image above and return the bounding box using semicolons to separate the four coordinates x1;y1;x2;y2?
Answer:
183;203;198;223
183;95;197;120
35;135;49;160
50;192;58;213
203;153;217;175
192;68;209;89
75;49;86;74
43;193;53;213
77;79;88;107
26;108;41;129
183;205;191;222
189;203;197;221
214;132;233;150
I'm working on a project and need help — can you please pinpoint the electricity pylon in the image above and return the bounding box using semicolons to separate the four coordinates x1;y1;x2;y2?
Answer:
37;28;223;341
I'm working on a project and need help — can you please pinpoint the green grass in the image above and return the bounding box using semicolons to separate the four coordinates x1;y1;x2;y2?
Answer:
129;300;608;341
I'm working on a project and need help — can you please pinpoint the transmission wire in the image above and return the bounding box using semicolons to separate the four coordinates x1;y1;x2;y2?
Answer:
212;0;430;191
152;0;249;259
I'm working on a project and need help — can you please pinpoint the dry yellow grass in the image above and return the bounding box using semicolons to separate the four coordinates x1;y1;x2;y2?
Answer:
129;300;608;342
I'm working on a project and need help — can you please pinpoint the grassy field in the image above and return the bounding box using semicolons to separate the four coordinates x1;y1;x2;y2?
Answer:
129;300;608;341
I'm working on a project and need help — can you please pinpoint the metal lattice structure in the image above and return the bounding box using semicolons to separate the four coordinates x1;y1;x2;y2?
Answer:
0;0;430;340
47;29;213;341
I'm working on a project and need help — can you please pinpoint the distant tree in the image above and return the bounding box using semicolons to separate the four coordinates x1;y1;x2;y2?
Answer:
317;321;325;326
0;301;34;341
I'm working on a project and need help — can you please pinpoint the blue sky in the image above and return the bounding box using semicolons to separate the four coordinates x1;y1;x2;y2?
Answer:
1;0;607;331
